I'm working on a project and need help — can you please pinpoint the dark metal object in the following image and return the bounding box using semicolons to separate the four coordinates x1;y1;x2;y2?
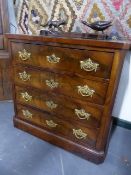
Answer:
40;19;66;34
81;20;112;34
40;30;53;36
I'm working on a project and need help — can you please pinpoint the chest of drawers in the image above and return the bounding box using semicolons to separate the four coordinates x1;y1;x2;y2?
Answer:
7;33;130;163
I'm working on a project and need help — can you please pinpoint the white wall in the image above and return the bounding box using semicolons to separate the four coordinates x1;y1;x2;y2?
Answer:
112;51;131;122
7;0;19;34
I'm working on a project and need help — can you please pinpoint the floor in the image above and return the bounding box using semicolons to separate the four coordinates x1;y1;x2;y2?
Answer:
0;102;131;175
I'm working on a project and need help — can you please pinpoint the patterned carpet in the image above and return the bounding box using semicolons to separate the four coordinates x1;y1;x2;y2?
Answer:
15;0;131;40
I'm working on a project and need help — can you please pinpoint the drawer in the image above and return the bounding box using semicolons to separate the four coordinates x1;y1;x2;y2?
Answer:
11;42;114;79
14;66;108;105
15;86;103;128
16;104;98;147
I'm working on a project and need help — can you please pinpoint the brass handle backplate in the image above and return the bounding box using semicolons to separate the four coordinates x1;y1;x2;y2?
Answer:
19;71;31;81
46;120;58;128
75;109;91;120
45;79;59;89
22;109;32;119
46;54;60;63
77;85;95;97
18;49;31;61
21;92;32;102
46;100;58;109
80;58;99;72
73;129;87;140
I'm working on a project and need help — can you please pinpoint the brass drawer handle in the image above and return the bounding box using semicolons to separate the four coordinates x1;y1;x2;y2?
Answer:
21;92;32;102
18;49;31;61
22;109;32;119
73;129;87;140
80;58;99;72
46;120;58;128
19;71;31;82
75;109;91;120
45;79;59;89
46;100;58;109
77;85;95;97
46;54;60;63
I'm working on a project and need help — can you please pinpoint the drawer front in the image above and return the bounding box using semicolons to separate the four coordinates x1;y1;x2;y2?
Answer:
15;86;102;128
16;104;98;147
14;66;108;105
11;42;114;79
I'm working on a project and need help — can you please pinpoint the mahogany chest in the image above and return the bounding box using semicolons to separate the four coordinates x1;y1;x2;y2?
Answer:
7;33;130;163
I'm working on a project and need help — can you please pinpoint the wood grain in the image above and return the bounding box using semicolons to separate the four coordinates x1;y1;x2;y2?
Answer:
0;0;11;100
12;42;114;80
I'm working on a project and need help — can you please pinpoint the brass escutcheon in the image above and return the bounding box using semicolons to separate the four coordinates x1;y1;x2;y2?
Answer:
21;92;32;102
19;71;31;81
75;109;91;120
80;58;99;72
46;54;60;63
18;49;31;61
22;109;32;119
46;100;58;109
46;120;58;128
73;129;87;140
77;85;95;97
45;79;59;89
